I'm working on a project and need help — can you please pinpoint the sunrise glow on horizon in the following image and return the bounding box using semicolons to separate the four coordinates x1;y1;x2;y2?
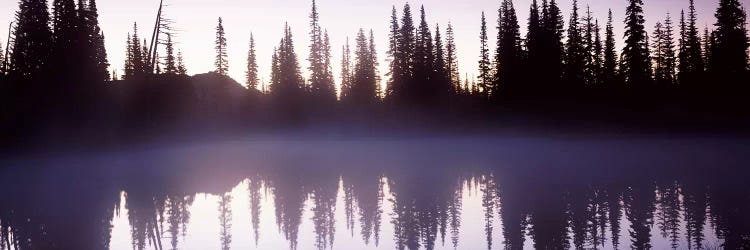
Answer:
1;0;745;90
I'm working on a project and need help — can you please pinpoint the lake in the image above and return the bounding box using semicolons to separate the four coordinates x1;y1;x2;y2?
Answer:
0;135;748;250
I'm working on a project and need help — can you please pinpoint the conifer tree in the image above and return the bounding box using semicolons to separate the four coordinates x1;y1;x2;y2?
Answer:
564;0;586;87
271;24;305;102
51;0;79;76
351;29;378;105
477;11;492;98
494;0;523;98
526;0;542;83
307;0;335;103
11;0;53;78
163;33;177;74
657;14;677;86
386;6;401;99
246;33;259;89
340;38;353;101
414;6;434;90
433;24;450;99
214;17;228;75
540;0;565;86
0;41;4;75
711;0;749;74
83;0;109;82
703;27;714;72
593;20;604;86
621;0;652;88
603;9;618;85
445;22;460;94
652;22;666;85
369;30;381;98
123;33;134;79
679;0;705;85
397;3;416;100
583;6;596;85
177;50;187;75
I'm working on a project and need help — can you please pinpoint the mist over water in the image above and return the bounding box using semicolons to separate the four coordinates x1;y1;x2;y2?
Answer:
1;134;747;250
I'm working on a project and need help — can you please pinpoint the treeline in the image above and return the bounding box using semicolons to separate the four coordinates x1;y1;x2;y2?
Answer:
0;0;749;146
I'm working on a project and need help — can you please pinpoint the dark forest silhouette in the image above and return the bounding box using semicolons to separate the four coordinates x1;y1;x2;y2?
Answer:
1;0;749;148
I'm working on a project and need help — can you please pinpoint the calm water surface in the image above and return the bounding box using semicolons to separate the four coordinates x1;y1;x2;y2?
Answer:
0;136;748;250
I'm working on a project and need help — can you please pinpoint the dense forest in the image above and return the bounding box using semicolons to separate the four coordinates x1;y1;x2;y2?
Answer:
0;0;749;147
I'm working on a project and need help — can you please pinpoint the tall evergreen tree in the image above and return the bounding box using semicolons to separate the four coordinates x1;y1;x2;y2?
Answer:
703;27;715;72
433;24;450;100
494;0;523;99
653;14;677;87
83;0;109;82
540;0;565;90
396;3;416;101
51;0;79;77
564;0;586;87
680;0;705;85
340;38;353;101
477;11;492;98
526;0;543;86
603;9;618;85
11;0;53;79
0;41;4;75
652;22;666;85
583;6;597;85
177;50;187;75
414;6;434;92
369;30;381;98
621;0;652;88
445;22;460;94
163;33;176;74
351;29;378;105
214;17;228;75
307;0;335;103
246;33;259;89
123;33;133;79
271;24;305;104
386;6;401;99
593;20;604;86
711;0;749;74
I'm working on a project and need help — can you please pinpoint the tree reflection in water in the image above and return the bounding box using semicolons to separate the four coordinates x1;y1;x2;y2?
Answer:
0;140;748;250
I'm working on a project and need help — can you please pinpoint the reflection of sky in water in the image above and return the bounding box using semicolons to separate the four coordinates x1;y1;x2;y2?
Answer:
108;176;720;250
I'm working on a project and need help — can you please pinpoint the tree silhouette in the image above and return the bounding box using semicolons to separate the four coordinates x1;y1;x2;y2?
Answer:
477;12;491;99
603;9;619;87
214;17;228;75
350;29;379;105
176;49;187;75
652;14;677;87
711;0;749;75
564;0;586;88
432;24;450;103
246;33;259;89
82;0;109;82
621;0;653;88
494;0;523;100
678;0;705;87
340;38;352;101
385;6;400;99
412;5;434;105
307;0;336;105
445;22;460;94
394;3;416;104
539;0;565;92
163;33;176;74
11;0;52;79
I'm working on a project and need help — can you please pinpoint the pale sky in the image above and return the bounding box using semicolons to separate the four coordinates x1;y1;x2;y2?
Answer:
1;0;747;90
